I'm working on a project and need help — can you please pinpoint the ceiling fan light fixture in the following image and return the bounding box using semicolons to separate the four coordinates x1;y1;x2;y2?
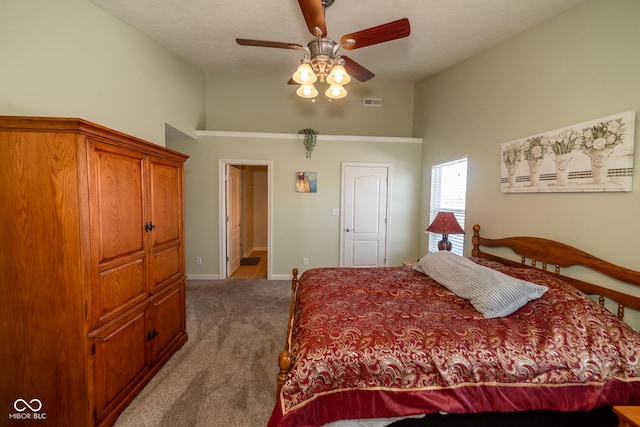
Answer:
325;84;347;99
292;62;317;84
237;2;411;103
297;84;319;99
326;64;351;85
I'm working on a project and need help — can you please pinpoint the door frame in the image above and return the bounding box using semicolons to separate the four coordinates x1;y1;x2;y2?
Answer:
218;159;273;280
339;162;392;267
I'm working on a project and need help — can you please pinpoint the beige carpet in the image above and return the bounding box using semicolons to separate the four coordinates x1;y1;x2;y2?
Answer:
114;278;292;427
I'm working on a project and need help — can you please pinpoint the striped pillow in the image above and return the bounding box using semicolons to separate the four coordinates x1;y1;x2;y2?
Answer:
414;250;548;318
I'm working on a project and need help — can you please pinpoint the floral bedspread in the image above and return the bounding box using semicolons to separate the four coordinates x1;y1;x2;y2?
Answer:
268;261;640;427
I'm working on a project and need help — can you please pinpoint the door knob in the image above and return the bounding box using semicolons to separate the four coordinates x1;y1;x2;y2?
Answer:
345;228;353;232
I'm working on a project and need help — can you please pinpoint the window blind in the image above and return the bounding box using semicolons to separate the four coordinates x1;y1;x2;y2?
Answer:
428;157;468;255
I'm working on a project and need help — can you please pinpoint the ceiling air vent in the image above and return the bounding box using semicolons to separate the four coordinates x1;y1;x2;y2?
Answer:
363;98;382;107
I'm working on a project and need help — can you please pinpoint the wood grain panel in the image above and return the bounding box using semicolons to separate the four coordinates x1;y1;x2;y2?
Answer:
93;306;150;423
151;246;181;291
149;159;181;246
151;283;185;364
614;406;640;427
93;146;145;262
0;130;88;426
95;259;147;327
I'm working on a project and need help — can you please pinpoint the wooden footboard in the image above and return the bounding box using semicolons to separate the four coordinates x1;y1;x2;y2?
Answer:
472;224;640;319
276;268;300;396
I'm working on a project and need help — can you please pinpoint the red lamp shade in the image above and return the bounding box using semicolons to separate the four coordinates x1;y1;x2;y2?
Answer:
426;212;465;251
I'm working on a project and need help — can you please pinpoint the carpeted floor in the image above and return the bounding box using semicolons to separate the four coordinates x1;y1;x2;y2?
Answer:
114;278;292;427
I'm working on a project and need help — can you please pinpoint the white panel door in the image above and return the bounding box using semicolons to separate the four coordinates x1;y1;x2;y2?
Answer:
226;165;242;276
341;164;390;267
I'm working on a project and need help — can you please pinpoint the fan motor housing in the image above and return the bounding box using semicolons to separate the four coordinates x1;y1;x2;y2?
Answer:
308;38;337;57
307;38;339;81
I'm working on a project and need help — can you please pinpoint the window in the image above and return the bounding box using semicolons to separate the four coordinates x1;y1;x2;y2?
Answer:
428;157;468;255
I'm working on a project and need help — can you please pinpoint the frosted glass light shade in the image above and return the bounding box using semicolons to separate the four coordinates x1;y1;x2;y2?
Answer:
292;63;317;84
296;84;318;99
325;84;347;99
326;65;351;85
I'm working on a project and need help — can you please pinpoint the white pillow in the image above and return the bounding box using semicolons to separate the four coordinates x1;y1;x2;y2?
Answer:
414;251;548;318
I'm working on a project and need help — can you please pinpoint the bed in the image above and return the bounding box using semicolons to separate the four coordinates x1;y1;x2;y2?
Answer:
267;224;640;427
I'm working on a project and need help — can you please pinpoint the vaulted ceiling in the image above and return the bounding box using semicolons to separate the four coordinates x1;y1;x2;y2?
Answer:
90;0;586;83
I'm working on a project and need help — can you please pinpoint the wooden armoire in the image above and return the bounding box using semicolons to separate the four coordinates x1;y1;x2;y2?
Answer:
0;116;189;426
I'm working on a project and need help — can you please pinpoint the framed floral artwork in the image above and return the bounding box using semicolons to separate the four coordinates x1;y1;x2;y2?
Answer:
296;171;317;193
500;111;635;193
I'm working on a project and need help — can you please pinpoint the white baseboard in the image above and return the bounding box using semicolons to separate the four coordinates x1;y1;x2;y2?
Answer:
269;273;293;280
187;273;293;281
186;274;220;280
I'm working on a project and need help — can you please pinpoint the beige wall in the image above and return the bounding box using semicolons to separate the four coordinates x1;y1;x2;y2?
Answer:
414;0;640;272
0;0;205;145
413;0;640;328
206;73;415;137
168;134;423;278
175;71;419;279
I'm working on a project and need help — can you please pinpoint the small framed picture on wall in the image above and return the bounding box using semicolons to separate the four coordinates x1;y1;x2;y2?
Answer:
296;171;317;193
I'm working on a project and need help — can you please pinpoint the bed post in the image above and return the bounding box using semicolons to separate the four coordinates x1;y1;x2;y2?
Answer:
277;351;293;396
276;268;300;396
472;224;481;257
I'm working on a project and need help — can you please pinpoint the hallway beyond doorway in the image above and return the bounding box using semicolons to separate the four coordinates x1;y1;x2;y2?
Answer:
219;159;272;280
231;250;267;279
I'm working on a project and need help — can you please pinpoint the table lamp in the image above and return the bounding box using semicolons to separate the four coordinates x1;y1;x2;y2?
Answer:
426;212;465;251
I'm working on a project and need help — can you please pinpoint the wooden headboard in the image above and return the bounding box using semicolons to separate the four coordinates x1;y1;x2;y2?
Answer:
471;224;640;319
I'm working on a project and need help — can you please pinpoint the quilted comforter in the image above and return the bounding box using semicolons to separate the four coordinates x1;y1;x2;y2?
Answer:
268;260;640;427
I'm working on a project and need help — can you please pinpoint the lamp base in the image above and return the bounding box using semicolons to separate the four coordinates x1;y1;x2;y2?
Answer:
437;234;452;251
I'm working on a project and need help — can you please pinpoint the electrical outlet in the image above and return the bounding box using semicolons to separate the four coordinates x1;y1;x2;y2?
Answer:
303;258;309;266
196;257;202;265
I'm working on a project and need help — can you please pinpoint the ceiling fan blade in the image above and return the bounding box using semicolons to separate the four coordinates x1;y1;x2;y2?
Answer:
340;18;410;50
341;56;375;82
236;38;304;50
298;0;327;37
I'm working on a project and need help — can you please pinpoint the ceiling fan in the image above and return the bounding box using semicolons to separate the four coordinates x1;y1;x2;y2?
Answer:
236;0;410;100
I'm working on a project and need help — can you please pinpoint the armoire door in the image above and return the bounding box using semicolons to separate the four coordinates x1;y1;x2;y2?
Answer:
149;157;184;293
90;141;148;328
92;305;151;424
150;282;186;365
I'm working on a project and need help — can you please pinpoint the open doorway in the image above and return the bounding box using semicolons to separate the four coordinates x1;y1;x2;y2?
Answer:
219;160;273;280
